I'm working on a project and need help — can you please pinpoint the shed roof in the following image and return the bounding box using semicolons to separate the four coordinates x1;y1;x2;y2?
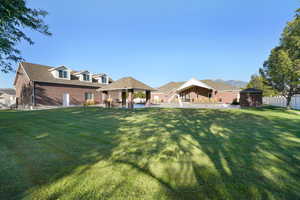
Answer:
240;88;263;93
97;77;155;91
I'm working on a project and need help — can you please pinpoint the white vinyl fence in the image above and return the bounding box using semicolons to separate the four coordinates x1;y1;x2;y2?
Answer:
263;95;300;110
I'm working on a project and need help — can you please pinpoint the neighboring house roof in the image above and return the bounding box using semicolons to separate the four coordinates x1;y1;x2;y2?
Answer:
19;62;107;87
177;78;213;92
97;77;155;91
201;80;240;91
155;79;240;93
0;88;16;96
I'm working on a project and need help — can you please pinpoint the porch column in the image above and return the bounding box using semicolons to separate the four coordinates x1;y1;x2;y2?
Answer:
127;89;134;109
102;91;108;108
121;90;127;108
145;90;151;107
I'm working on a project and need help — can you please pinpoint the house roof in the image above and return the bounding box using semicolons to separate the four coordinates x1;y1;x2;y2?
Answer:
240;88;263;94
155;81;185;94
0;88;16;95
97;77;155;91
72;70;90;75
155;79;240;93
177;78;213;92
201;80;240;91
19;62;106;87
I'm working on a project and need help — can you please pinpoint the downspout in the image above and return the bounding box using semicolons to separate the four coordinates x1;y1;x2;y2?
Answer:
32;81;36;108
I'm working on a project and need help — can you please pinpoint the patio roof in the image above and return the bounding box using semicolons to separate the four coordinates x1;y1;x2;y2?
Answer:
97;77;156;91
176;78;213;92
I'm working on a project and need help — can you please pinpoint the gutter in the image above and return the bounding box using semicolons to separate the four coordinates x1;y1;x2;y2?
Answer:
32;81;36;107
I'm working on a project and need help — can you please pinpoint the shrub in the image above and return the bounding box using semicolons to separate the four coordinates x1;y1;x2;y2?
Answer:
231;98;240;105
84;99;95;106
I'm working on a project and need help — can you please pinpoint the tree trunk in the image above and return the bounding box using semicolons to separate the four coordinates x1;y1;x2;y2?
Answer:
286;94;292;109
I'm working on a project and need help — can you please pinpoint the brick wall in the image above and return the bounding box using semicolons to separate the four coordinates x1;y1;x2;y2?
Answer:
151;93;170;103
14;65;33;106
213;90;240;104
34;82;101;106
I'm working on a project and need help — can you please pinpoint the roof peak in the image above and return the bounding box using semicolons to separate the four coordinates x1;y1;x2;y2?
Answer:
98;76;155;91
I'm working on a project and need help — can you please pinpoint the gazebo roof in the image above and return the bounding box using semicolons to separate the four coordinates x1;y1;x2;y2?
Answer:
97;77;155;91
176;78;213;92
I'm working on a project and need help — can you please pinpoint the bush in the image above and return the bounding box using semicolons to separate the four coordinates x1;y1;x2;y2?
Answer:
231;98;239;105
83;99;95;106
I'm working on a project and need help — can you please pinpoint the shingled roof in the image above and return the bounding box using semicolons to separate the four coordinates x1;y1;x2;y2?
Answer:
240;88;263;93
97;77;155;91
201;80;240;91
155;79;239;93
0;88;16;95
155;81;185;94
18;62;107;87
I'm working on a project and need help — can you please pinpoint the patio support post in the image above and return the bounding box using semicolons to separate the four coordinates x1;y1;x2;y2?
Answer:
102;91;108;108
127;89;134;109
121;90;126;108
146;90;151;107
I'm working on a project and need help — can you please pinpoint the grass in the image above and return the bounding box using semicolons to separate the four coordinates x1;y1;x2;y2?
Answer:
0;106;299;200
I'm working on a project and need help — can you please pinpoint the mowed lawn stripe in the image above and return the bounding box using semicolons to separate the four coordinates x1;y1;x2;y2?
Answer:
0;107;299;200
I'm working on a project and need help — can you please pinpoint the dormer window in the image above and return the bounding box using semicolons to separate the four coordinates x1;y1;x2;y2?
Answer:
93;74;109;84
73;70;92;82
83;74;90;81
101;76;107;84
49;66;70;80
59;70;68;78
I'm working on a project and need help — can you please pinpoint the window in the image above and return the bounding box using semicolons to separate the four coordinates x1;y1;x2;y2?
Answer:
101;76;107;84
85;93;94;100
59;70;68;78
83;74;90;81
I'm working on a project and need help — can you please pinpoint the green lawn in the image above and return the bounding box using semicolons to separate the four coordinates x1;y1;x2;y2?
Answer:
0;107;299;200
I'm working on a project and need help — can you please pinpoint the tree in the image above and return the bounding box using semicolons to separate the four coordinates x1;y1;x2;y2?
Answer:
0;0;51;73
247;74;278;97
260;9;300;108
133;91;146;99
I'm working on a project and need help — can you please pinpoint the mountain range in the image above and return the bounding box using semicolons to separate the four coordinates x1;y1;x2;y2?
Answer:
214;79;248;89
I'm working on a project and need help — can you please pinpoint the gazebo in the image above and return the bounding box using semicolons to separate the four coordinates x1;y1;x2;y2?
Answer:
97;77;156;109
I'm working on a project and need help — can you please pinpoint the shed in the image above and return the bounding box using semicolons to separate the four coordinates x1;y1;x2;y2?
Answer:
240;88;263;107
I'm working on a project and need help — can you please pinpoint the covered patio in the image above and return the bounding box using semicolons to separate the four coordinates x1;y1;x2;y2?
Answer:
97;77;155;109
176;78;214;103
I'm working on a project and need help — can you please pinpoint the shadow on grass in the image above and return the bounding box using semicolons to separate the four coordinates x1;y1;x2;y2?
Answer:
109;108;300;199
0;107;299;199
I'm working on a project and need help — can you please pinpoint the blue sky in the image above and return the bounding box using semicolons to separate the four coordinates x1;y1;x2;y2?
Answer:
0;0;299;88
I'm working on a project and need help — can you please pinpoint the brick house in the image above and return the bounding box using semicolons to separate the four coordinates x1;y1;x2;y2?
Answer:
152;78;240;104
14;62;113;108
